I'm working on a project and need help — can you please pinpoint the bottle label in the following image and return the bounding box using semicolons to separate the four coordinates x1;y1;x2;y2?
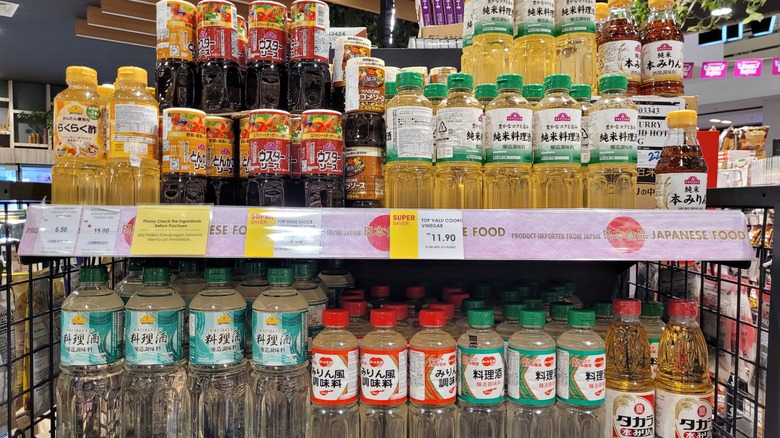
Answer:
649;337;659;379
435;107;484;163
556;347;606;406
485;108;534;163
346;146;384;201
312;346;359;405
474;0;514;35
301;112;344;176
196;1;239;62
345;58;386;114
53;101;103;159
205;117;236;177
605;388;655;438
333;36;372;86
581;114;593;165
61;309;124;366
655;173;707;210
409;346;457;404
597;40;642;83
290;0;330;28
161;109;207;175
462;0;475;44
556;0;596;34
386;106;434;162
641;40;684;83
307;300;327;345
247;2;286;63
291;116;303;178
590;108;638;164
655;389;713;438
189;309;245;365
239;118;251;177
459;346;505;404
124;309;184;365
252;309;308;366
514;0;555;36
360;347;408;404
533;108;582;164
248;111;292;176
156;0;197;61
507;347;556;405
289;25;330;63
108;103;159;161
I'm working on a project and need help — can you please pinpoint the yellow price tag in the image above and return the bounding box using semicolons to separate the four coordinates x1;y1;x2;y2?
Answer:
130;205;211;256
244;208;276;257
389;209;419;259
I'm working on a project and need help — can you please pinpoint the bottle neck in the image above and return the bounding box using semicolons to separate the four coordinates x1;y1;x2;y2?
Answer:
448;87;472;95
116;80;146;90
615;313;640;323
125;270;143;280
664;126;699;148
420;325;444;331
78;282;108;291
648;6;677;23
205;281;230;288
608;6;636;22
670;315;698;326
600;89;625;96
398;85;422;94
67;81;96;89
545;89;569;97
498;87;521;94
522;325;543;331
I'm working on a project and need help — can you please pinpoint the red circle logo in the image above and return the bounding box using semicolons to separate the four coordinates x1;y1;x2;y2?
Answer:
369;357;384;367
698;406;707;417
635;404;645;415
448;355;456;365
544;356;554;367
605;216;646;253
595;357;605;368
319;357;333;367
123;216;136;246
366;215;390;251
482;356;496;367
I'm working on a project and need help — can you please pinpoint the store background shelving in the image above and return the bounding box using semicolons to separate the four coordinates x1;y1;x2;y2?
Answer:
0;80;60;167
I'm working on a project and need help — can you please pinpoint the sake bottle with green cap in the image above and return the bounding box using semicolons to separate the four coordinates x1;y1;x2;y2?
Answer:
116;258;144;303
522;84;545;106
456;298;488;333
570;84;593;207
544;301;575;340
475;83;498;111
484;73;535;209
496;303;526;356
457;308;506;438
424;83;447;113
593;300;614;338
234;260;269;355
292;261;328;350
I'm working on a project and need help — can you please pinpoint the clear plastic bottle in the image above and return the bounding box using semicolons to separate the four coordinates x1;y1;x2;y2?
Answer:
555;0;597;90
310;309;360;438
318;260;356;308
533;74;583;208
524;298;544;311
341;299;373;341
360;309;409;438
57;266;123;437
457;309;506;438
461;0;476;75
475;84;498;111
382;302;419;343
593;300;614;338
640;301;665;379
496;303;524;357
512;0;557;86
116;258;144;304
293;261;329;349
472;6;513;85
172;259;206;354
640;0;684;96
587;74;639;209
544;301;574;340
604;298;654;438
250;267;310;438
424;83;447;111
234;260;270;355
561;281;584;308
483;73;535;209
434;73;484;209
655;299;712;438
655;110;708;210
405;285;429;327
455;298;488;333
597;0;641;95
121;266;188;437
506;309;556;438
522;84;545;106
555;309;606;438
369;284;391;310
384;71;435;209
448;292;471;320
570;83;592;207
595;2;609;36
408;310;457;438
429;302;463;339
188;267;249;438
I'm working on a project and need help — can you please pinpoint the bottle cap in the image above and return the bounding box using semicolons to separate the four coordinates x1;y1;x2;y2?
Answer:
80;266;108;284
596;2;610;20
66;66;98;86
97;84;115;99
178;259;199;274
385;81;397;96
429;303;455;319
519;309;546;327
593;301;614;317
545;74;572;91
382;303;409;320
524;298;543;310
397;71;423;88
613;298;641;315
406;285;426;299
666;110;698;128
245;260;267;276
268;267;294;285
448;292;470;307
500;289;520;303
341;299;368;317
497;73;523;91
668;299;698;317
370;309;398;327
467;308;494;327
447;72;473;90
204;267;231;283
598;74;628;93
442;286;464;301
542;291;559;305
424;83;447;99
292;261;316;279
607;0;631;7
475;83;498;101
116;66;148;86
471;284;491;300
568;309;596;327
564;282;576;293
344;288;365;299
522;84;545;100
516;286;531;299
371;285;391;298
461;298;486;312
339;292;364;305
503;303;525;320
323;309;350;328
419;309;446;327
143;266;170;284
550;301;575;319
648;0;674;8
641;301;664;318
127;258;143;272
570;84;592;100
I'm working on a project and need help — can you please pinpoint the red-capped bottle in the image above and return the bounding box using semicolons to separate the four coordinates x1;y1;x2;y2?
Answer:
340;299;372;341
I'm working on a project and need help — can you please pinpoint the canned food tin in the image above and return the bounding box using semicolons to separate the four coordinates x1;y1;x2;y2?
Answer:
205;116;236;177
247;1;287;63
161;108;207;175
248;109;292;175
156;0;197;61
196;0;239;62
239;117;252;177
345;57;385;113
289;25;329;62
332;36;371;87
300;110;343;176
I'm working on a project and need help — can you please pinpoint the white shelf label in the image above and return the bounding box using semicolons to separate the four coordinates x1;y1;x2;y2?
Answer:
31;206;82;256
418;210;464;259
75;207;121;255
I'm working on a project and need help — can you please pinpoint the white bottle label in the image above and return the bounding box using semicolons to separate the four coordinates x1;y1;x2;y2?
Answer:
485;108;533;163
435;107;484;163
307;300;327;346
655;173;707;210
386;106;434;162
311;347;359;405
533;108;582;164
641;40;684;82
507;347;556;404
360;347;408;404
581;113;592;165
655;389;713;438
459;346;505;403
556;347;606;405
597;40;642;83
649;337;659;379
409;346;457;404
605;388;655;438
556;0;596;34
590;108;639;164
514;0;555;36
475;0;514;35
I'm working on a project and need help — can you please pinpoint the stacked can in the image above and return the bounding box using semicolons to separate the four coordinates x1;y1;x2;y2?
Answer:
197;0;243;112
288;0;331;113
300;110;344;207
246;109;295;206
331;36;372;113
205;116;237;205
160;108;208;203
155;0;199;109
246;1;288;110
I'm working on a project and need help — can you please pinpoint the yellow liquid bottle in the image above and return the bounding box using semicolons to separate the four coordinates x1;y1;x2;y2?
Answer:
483;73;534;208
522;83;545;106
425;83;448;166
512;0;557;85
597;0;642;95
472;0;513;85
604;299;654;438
384;72;435;209
555;0;597;91
51;66;107;205
655;300;713;438
434;73;484;209
532;74;582;208
461;0;477;77
640;301;665;379
587;74;638;208
570;84;592;207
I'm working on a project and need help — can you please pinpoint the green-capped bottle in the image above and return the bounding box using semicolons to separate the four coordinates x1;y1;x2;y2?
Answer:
475;83;499;111
522;84;545;106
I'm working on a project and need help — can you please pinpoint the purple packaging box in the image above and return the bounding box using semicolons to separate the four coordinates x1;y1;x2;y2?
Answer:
454;0;464;23
431;0;445;25
443;0;455;24
417;0;434;26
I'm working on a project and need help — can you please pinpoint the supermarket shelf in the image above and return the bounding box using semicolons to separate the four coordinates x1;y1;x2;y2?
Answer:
708;186;780;209
14;142;49;148
0;182;51;201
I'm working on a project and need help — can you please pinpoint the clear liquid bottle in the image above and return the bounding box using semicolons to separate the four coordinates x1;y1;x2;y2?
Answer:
570;83;592;207
424;83;447;111
593;300;614;338
640;301;665;379
597;0;641;95
555;309;606;438
382;303;419;343
56;266;123;437
561;281;584;308
250;267;310;438
483;73;535;209
457;309;506;438
384;71;435;209
341;299;373;342
188;267;249;438
234;260;270;356
475;84;498;111
369;284;391;310
409;310;457;438
655;110;708;210
555;0;597;90
533;74;583;208
429;303;463;339
293;261;329;349
604;298;655;438
506;309;556;438
472;2;513;85
524;298;544;312
655;299;712;438
641;0;684;96
511;0;557;85
318;260;356;308
310;309;360;438
456;299;488;333
360;309;409;438
405;285;429;327
116;258;144;304
121;266;188;437
461;0;476;75
434;73;484;209
51;66;107;205
172;259;205;355
544;301;574;340
522;84;545;106
496;303;525;357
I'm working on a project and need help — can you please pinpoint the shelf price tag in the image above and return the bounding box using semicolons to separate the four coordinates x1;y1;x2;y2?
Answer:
244;208;322;258
74;207;121;255
130;205;211;256
30;206;82;256
390;210;464;260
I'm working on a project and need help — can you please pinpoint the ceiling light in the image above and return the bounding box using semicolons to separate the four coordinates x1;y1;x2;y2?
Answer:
721;120;732;124
0;1;19;17
712;7;732;17
709;119;721;123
